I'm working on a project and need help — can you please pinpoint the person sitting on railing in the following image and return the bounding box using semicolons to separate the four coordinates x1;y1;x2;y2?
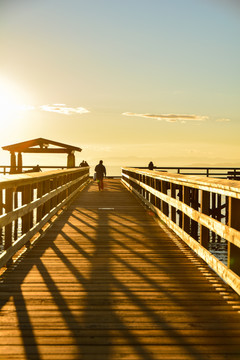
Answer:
32;165;41;172
79;160;89;167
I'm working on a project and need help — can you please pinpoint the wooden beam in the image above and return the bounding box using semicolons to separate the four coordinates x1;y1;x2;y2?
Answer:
2;137;82;152
21;148;69;153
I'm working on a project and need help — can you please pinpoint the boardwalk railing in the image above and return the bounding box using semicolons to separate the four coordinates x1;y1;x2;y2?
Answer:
122;167;240;296
0;167;90;268
0;165;79;174
134;166;240;179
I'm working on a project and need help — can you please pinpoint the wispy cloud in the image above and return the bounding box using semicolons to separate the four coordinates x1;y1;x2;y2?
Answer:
40;104;89;115
216;118;231;122
122;112;208;123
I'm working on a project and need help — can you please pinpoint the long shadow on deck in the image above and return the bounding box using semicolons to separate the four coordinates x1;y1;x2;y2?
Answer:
0;180;240;359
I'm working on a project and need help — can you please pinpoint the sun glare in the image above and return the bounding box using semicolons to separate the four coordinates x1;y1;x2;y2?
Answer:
0;78;30;132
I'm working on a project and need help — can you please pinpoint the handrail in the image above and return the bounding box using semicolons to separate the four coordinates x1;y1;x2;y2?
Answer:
131;166;240;179
0;165;83;175
122;167;240;296
0;167;90;268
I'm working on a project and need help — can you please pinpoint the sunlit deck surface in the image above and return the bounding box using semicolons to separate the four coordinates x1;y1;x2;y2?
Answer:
1;179;240;360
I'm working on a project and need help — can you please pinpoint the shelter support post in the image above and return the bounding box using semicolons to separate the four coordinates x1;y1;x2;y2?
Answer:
17;152;22;173
67;152;75;168
10;152;16;174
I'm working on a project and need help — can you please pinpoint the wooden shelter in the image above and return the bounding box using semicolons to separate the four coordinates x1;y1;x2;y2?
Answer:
2;138;82;173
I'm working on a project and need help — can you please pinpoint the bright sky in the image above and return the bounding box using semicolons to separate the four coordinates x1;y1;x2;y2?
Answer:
0;0;240;173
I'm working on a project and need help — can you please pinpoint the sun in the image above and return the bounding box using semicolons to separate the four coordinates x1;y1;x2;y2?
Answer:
0;77;31;131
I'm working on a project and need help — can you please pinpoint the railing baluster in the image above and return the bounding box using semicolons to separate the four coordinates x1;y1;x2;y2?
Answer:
14;189;18;240
37;181;43;222
0;190;3;246
228;197;240;275
191;188;199;241
5;188;13;250
162;181;168;215
22;184;31;236
170;183;176;223
183;186;190;235
200;190;210;248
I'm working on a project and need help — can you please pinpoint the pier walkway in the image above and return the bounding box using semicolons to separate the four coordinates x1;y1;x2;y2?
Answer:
1;179;240;359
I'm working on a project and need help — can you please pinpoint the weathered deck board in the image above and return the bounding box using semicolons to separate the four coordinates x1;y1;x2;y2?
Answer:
1;179;240;360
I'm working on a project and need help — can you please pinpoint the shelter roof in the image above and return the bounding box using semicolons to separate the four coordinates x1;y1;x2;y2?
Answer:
2;138;82;153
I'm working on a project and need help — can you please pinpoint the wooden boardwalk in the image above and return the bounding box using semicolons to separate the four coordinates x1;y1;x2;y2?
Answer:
1;179;240;360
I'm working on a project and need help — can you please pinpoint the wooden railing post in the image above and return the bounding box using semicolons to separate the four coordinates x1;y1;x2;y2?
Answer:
43;180;51;216
51;178;58;209
191;188;199;240
22;185;31;236
142;175;146;198
0;190;3;246
5;188;13;250
217;194;222;242
170;183;176;223
14;189;19;241
228;197;240;275
37;181;43;222
156;179;161;210
200;190;210;248
150;178;155;205
162;181;169;216
30;185;34;229
137;173;141;194
178;185;183;228
211;193;216;242
183;186;190;234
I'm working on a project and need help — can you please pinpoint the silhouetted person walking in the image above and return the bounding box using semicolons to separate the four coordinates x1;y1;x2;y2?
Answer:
148;161;154;170
95;160;106;191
